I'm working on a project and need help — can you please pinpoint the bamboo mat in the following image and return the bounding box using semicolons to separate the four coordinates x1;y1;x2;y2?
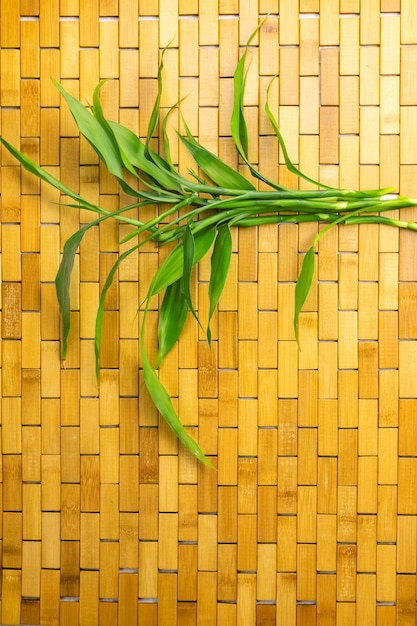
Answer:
1;1;417;624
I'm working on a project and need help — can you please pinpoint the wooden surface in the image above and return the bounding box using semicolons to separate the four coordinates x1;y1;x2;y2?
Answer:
1;1;417;624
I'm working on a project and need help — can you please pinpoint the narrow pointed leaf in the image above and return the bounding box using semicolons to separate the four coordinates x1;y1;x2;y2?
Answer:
148;227;216;298
230;20;285;190
162;100;186;174
55;227;90;359
231;19;267;160
144;44;174;155
94;243;140;378
179;118;256;191
52;79;124;179
53;79;147;198
294;247;315;345
265;80;334;191
0;137;102;213
207;224;233;344
141;308;213;466
107;120;184;193
92;80;138;178
181;224;201;327
232;50;250;161
155;278;189;367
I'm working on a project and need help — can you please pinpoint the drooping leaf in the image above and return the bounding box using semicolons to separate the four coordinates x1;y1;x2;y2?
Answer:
155;278;189;367
207;224;233;344
181;224;202;327
141;306;213;467
94;243;141;378
294;246;316;345
265;79;334;191
56;226;91;359
0;137;102;214
147;227;216;298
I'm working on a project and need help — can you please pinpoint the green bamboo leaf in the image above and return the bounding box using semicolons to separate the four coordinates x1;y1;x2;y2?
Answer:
107;120;184;193
94;242;141;378
56;227;90;359
155;278;189;367
0;137;102;214
294;246;315;345
92;80;138;179
181;224;202;327
162;101;185;174
56;213;145;363
231;18;267;160
230;19;285;191
232;49;250;161
141;307;213;466
145;43;172;153
265;79;334;191
52;79;125;180
148;227;216;298
54;79;149;198
179;118;256;191
207;224;233;344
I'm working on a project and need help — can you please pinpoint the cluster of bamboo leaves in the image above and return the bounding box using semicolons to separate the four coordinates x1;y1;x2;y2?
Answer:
2;24;417;465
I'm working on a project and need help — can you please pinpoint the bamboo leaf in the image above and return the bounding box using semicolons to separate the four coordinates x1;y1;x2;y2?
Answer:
52;80;124;179
107;120;184;193
147;227;216;298
141;307;213;466
162;101;186;174
181;224;202;327
0;137;102;213
230;20;263;161
155;278;189;367
231;49;250;161
144;43;173;154
55;227;90;359
230;19;285;190
92;80;139;179
94;243;140;378
207;224;233;344
265;79;334;191
294;246;315;345
179;119;256;191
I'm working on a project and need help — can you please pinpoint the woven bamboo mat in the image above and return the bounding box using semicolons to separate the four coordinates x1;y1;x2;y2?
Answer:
1;1;417;624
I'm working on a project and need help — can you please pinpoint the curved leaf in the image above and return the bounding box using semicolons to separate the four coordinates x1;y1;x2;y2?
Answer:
207;224;233;344
107;120;184;193
155;278;189;367
94;243;140;378
181;224;201;327
141;306;213;466
52;80;123;179
294;246;315;345
0;137;102;214
265;79;334;191
179;118;256;191
56;226;91;359
147;227;216;298
230;19;285;191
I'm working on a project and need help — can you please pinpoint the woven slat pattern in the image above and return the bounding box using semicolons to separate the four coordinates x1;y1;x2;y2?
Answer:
1;2;416;624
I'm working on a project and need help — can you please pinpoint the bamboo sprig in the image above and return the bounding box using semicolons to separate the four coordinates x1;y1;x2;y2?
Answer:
1;23;417;465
